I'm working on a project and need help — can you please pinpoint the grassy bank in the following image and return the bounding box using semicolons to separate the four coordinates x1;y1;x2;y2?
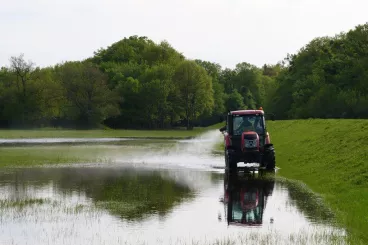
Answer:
0;123;223;139
265;119;368;244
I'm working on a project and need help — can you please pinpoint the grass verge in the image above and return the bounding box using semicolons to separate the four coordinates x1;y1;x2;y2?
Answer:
266;119;368;244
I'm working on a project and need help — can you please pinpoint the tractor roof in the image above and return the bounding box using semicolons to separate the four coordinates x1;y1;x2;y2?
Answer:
230;110;264;115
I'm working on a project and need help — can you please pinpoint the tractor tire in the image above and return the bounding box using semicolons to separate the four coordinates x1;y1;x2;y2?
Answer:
225;149;230;171
228;159;237;175
263;146;276;171
225;150;237;176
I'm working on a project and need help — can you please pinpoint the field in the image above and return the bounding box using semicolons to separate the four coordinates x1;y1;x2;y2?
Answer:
1;120;367;244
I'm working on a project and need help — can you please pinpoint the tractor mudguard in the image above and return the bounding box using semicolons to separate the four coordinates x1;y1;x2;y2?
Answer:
263;144;274;149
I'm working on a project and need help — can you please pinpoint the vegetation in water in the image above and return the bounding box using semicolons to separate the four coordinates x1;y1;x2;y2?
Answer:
1;23;367;129
0;168;194;221
91;173;194;220
0;198;51;209
0;167;352;245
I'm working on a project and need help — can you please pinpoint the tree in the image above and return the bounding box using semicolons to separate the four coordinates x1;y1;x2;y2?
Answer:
55;61;120;128
9;54;35;97
172;60;214;129
92;35;184;129
6;54;38;126
195;59;226;123
225;89;245;111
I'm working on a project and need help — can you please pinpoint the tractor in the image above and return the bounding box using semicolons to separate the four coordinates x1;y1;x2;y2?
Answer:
223;172;275;226
219;108;276;173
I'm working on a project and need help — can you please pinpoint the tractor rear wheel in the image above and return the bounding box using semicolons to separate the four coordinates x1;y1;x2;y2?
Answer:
263;146;276;171
266;150;275;170
225;150;237;176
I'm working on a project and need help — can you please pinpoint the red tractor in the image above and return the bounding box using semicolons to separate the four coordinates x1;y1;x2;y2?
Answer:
219;108;276;173
223;172;275;226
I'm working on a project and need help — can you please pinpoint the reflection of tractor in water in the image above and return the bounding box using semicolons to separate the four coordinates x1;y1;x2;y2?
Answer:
223;172;275;226
219;108;276;173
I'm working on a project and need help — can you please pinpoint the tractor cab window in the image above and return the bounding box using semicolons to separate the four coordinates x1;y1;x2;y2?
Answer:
233;115;264;136
230;191;263;224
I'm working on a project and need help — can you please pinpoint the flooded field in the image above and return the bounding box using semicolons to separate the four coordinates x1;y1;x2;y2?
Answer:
0;131;347;245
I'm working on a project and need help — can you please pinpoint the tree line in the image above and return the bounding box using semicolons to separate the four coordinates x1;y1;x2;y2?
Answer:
1;23;367;129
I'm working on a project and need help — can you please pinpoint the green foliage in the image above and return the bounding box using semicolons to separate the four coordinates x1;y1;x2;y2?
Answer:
270;23;368;119
1;22;368;129
225;89;245;111
195;59;226;116
54;61;120;128
172;60;214;129
93;36;186;129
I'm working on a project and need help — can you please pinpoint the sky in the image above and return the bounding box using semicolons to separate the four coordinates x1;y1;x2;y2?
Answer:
0;0;367;69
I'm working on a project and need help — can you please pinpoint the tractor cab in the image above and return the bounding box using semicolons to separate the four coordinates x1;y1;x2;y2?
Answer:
223;173;275;227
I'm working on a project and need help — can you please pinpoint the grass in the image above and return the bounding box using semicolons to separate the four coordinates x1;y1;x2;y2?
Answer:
276;176;337;225
0;198;51;208
265;119;368;244
192;230;347;245
0;145;111;167
0;123;225;139
0;139;175;167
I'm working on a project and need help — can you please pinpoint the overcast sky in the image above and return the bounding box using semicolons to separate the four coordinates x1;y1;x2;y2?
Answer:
1;0;367;69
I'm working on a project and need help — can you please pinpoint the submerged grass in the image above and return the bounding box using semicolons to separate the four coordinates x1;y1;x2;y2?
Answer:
0;198;52;208
116;230;346;245
206;230;347;245
276;177;337;225
91;172;194;220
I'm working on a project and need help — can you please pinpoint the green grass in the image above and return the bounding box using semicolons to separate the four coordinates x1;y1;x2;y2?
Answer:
0;123;225;139
265;119;368;244
0;198;51;208
0;139;171;167
0;145;102;167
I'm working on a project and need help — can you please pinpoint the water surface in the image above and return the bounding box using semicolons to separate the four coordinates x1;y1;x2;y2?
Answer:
0;130;346;245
